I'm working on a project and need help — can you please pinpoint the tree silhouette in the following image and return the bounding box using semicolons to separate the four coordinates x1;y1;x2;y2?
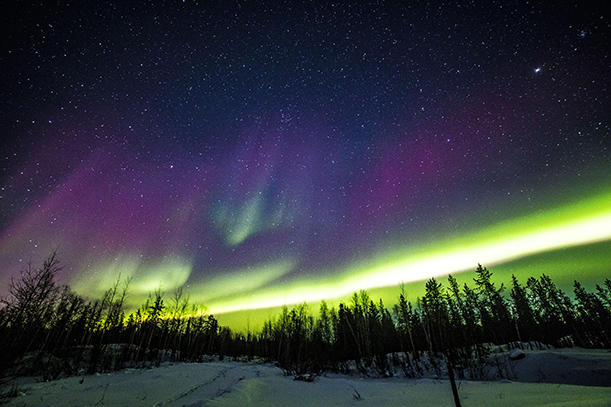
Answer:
510;274;536;343
2;252;611;391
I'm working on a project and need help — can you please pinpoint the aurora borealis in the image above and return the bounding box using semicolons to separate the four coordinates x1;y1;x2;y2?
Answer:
1;1;609;330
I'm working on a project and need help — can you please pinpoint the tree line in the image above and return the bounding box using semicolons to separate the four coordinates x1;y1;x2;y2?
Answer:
250;264;611;379
0;252;227;380
1;253;610;382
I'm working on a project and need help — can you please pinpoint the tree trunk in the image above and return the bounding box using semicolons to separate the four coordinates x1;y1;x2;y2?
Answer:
447;355;462;407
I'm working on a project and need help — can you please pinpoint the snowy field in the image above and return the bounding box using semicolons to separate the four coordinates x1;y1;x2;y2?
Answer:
4;348;611;406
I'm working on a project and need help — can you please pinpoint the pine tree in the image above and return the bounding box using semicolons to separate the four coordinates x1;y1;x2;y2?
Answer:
473;264;511;344
421;278;447;353
393;286;417;354
446;275;467;347
316;300;334;344
421;277;462;407
510;275;536;343
574;281;611;347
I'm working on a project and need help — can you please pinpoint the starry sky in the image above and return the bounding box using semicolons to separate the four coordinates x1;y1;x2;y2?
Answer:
1;1;610;329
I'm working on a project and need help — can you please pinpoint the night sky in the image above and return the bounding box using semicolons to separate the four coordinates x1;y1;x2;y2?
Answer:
1;1;610;329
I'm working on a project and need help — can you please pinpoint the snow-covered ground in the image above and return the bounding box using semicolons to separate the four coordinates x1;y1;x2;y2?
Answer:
4;348;611;406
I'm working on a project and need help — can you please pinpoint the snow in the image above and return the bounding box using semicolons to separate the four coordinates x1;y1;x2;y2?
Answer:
4;348;611;406
508;348;526;360
509;348;611;387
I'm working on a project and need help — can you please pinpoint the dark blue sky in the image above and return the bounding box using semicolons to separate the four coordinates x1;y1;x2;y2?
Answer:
1;1;609;322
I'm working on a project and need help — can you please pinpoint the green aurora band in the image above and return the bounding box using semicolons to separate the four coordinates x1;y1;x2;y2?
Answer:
206;187;611;312
67;184;611;331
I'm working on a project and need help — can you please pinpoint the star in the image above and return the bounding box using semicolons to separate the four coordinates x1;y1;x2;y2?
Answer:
0;1;608;329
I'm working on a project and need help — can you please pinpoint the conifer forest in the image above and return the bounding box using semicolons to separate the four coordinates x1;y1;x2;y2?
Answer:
1;252;610;384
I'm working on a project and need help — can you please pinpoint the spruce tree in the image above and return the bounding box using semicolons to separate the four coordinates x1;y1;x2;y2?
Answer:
510;275;536;343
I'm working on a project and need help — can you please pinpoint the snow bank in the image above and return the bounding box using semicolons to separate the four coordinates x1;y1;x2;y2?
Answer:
4;348;611;406
509;348;611;387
